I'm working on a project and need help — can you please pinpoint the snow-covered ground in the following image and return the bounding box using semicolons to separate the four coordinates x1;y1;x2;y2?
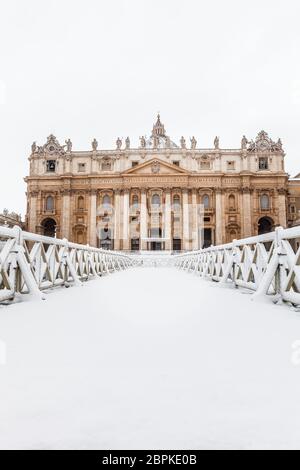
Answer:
1;267;300;450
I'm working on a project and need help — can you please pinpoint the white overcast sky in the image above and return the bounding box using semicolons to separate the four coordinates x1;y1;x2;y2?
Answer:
0;0;300;216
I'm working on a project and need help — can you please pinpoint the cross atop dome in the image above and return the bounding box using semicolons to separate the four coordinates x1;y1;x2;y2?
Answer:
152;113;166;137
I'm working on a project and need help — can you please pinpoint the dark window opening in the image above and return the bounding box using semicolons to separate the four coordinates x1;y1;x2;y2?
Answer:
202;228;212;248
259;157;268;170
46;160;56;172
150;242;162;251
258;217;273;235
41;218;56;237
173;239;181;251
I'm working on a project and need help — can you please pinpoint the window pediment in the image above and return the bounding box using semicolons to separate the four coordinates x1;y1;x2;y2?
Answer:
122;158;189;175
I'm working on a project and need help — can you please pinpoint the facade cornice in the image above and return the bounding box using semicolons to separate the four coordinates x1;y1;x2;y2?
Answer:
25;172;289;184
31;148;248;158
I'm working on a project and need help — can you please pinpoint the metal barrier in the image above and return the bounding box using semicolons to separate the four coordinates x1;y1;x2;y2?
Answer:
173;226;300;305
0;226;133;302
2;224;300;305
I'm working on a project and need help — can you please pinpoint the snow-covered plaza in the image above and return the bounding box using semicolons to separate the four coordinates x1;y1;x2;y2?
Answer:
1;267;300;450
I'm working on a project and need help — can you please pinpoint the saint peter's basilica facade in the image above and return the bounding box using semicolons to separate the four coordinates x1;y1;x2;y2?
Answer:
25;115;296;251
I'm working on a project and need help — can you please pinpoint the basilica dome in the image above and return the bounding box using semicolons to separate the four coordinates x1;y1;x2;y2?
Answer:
145;115;178;149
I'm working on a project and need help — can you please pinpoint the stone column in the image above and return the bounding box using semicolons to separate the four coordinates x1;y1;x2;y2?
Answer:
182;189;190;250
89;190;97;247
242;188;252;238
192;189;199;250
28;191;38;233
278;188;287;228
114;190;121;250
215;189;223;245
61;189;71;240
164;189;172;250
140;189;148;250
122;189;130;250
222;190;227;242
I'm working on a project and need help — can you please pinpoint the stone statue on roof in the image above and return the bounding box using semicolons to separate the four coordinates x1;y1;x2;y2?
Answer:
140;136;146;148
65;139;72;152
180;136;186;149
241;135;248;150
31;142;37;154
190;136;197;150
116;137;122;150
92;138;98;151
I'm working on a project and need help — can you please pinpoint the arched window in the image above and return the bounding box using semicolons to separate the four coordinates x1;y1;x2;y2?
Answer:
78;196;84;210
151;194;160;206
229;194;236;210
202;194;210;209
132;195;139;208
260;194;270;210
77;230;84;244
173;195;180;210
103;195;111;209
45;196;54;212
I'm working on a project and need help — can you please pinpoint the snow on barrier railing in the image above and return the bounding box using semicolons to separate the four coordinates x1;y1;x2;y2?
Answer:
173;226;300;305
0;226;133;303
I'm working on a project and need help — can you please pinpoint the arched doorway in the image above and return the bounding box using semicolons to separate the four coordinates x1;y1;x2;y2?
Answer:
258;217;273;235
202;228;212;248
41;218;56;237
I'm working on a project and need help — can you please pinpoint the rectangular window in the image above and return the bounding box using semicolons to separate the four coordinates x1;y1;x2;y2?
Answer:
227;161;235;171
200;161;210;170
259;157;268;170
173;239;182;251
46;160;56;172
173;161;180;166
132;161;139;167
78;163;86;172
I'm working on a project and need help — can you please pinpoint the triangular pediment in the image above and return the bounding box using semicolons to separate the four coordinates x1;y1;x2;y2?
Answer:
122;158;189;175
